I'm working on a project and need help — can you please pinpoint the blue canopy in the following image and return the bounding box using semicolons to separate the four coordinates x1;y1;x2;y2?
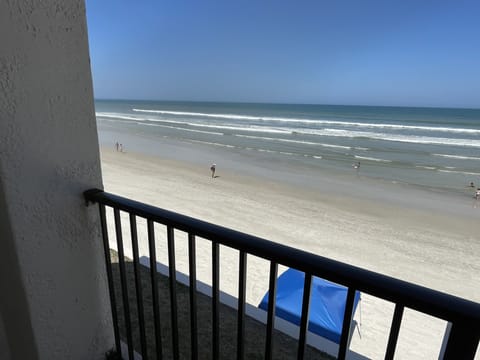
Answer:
258;268;361;344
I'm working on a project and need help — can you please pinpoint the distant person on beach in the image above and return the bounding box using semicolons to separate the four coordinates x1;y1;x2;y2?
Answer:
115;141;119;151
353;161;360;171
470;182;475;188
210;163;216;178
476;188;480;200
119;143;124;153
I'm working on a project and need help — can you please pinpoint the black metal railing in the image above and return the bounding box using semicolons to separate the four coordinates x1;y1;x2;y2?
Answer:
84;189;480;360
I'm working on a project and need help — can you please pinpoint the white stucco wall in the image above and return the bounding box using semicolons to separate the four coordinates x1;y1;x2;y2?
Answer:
0;1;112;359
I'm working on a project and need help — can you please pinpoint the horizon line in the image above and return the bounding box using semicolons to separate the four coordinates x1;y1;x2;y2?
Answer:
93;98;480;111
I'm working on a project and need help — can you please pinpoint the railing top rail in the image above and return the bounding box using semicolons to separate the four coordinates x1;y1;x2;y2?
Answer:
85;189;480;327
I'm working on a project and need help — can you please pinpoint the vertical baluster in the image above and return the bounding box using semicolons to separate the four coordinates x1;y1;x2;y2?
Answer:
129;214;148;360
297;273;313;360
237;252;247;360
384;304;404;360
212;242;220;359
99;205;122;357
265;262;278;360
167;226;180;360
147;220;163;360
188;233;198;359
114;209;134;360
338;287;356;360
442;321;480;360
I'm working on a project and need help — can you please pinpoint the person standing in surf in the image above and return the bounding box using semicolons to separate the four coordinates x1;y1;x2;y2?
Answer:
353;161;360;172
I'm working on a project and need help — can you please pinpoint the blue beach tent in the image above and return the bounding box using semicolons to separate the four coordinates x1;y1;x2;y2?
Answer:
258;268;361;344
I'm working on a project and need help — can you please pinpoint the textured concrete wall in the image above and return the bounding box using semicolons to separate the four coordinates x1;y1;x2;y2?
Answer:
0;0;112;359
0;174;37;360
0;312;12;360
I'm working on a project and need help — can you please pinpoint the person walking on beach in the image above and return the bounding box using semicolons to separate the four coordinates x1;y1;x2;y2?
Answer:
119;143;124;153
210;163;216;178
115;141;119;152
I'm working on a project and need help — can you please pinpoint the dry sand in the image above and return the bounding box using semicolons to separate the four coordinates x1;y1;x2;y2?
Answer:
100;147;479;359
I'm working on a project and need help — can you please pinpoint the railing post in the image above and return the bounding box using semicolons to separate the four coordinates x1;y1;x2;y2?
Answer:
237;251;247;360
129;214;148;360
337;288;356;360
113;209;134;360
265;262;278;360
188;233;198;359
212;242;220;359
440;321;479;360
384;304;404;360
438;322;452;360
167;226;180;360
297;273;313;360
98;204;122;357
147;220;163;360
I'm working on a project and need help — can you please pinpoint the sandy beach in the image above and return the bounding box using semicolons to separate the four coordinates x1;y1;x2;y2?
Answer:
99;146;479;359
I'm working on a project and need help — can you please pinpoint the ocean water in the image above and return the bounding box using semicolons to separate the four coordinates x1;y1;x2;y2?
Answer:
95;100;480;195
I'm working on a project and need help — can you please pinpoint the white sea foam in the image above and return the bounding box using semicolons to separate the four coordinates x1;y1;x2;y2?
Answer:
97;112;289;135
188;123;290;134
132;108;480;134
97;112;191;126
234;134;351;149
354;155;392;162
298;129;480;148
97;113;143;121
437;169;480;176
97;111;220;126
415;166;437;170
132;108;327;125
235;134;316;145
377;134;450;147
99;112;480;148
140;123;223;136
133;108;272;121
187;138;314;159
319;143;351;150
432;153;480;161
189;140;235;148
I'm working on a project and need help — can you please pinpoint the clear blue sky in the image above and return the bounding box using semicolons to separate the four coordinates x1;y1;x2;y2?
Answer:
85;0;480;108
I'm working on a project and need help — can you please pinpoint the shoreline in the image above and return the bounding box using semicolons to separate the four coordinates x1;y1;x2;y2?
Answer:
99;144;479;359
99;126;480;217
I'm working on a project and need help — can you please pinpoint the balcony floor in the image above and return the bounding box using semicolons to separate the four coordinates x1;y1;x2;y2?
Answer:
110;251;334;359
